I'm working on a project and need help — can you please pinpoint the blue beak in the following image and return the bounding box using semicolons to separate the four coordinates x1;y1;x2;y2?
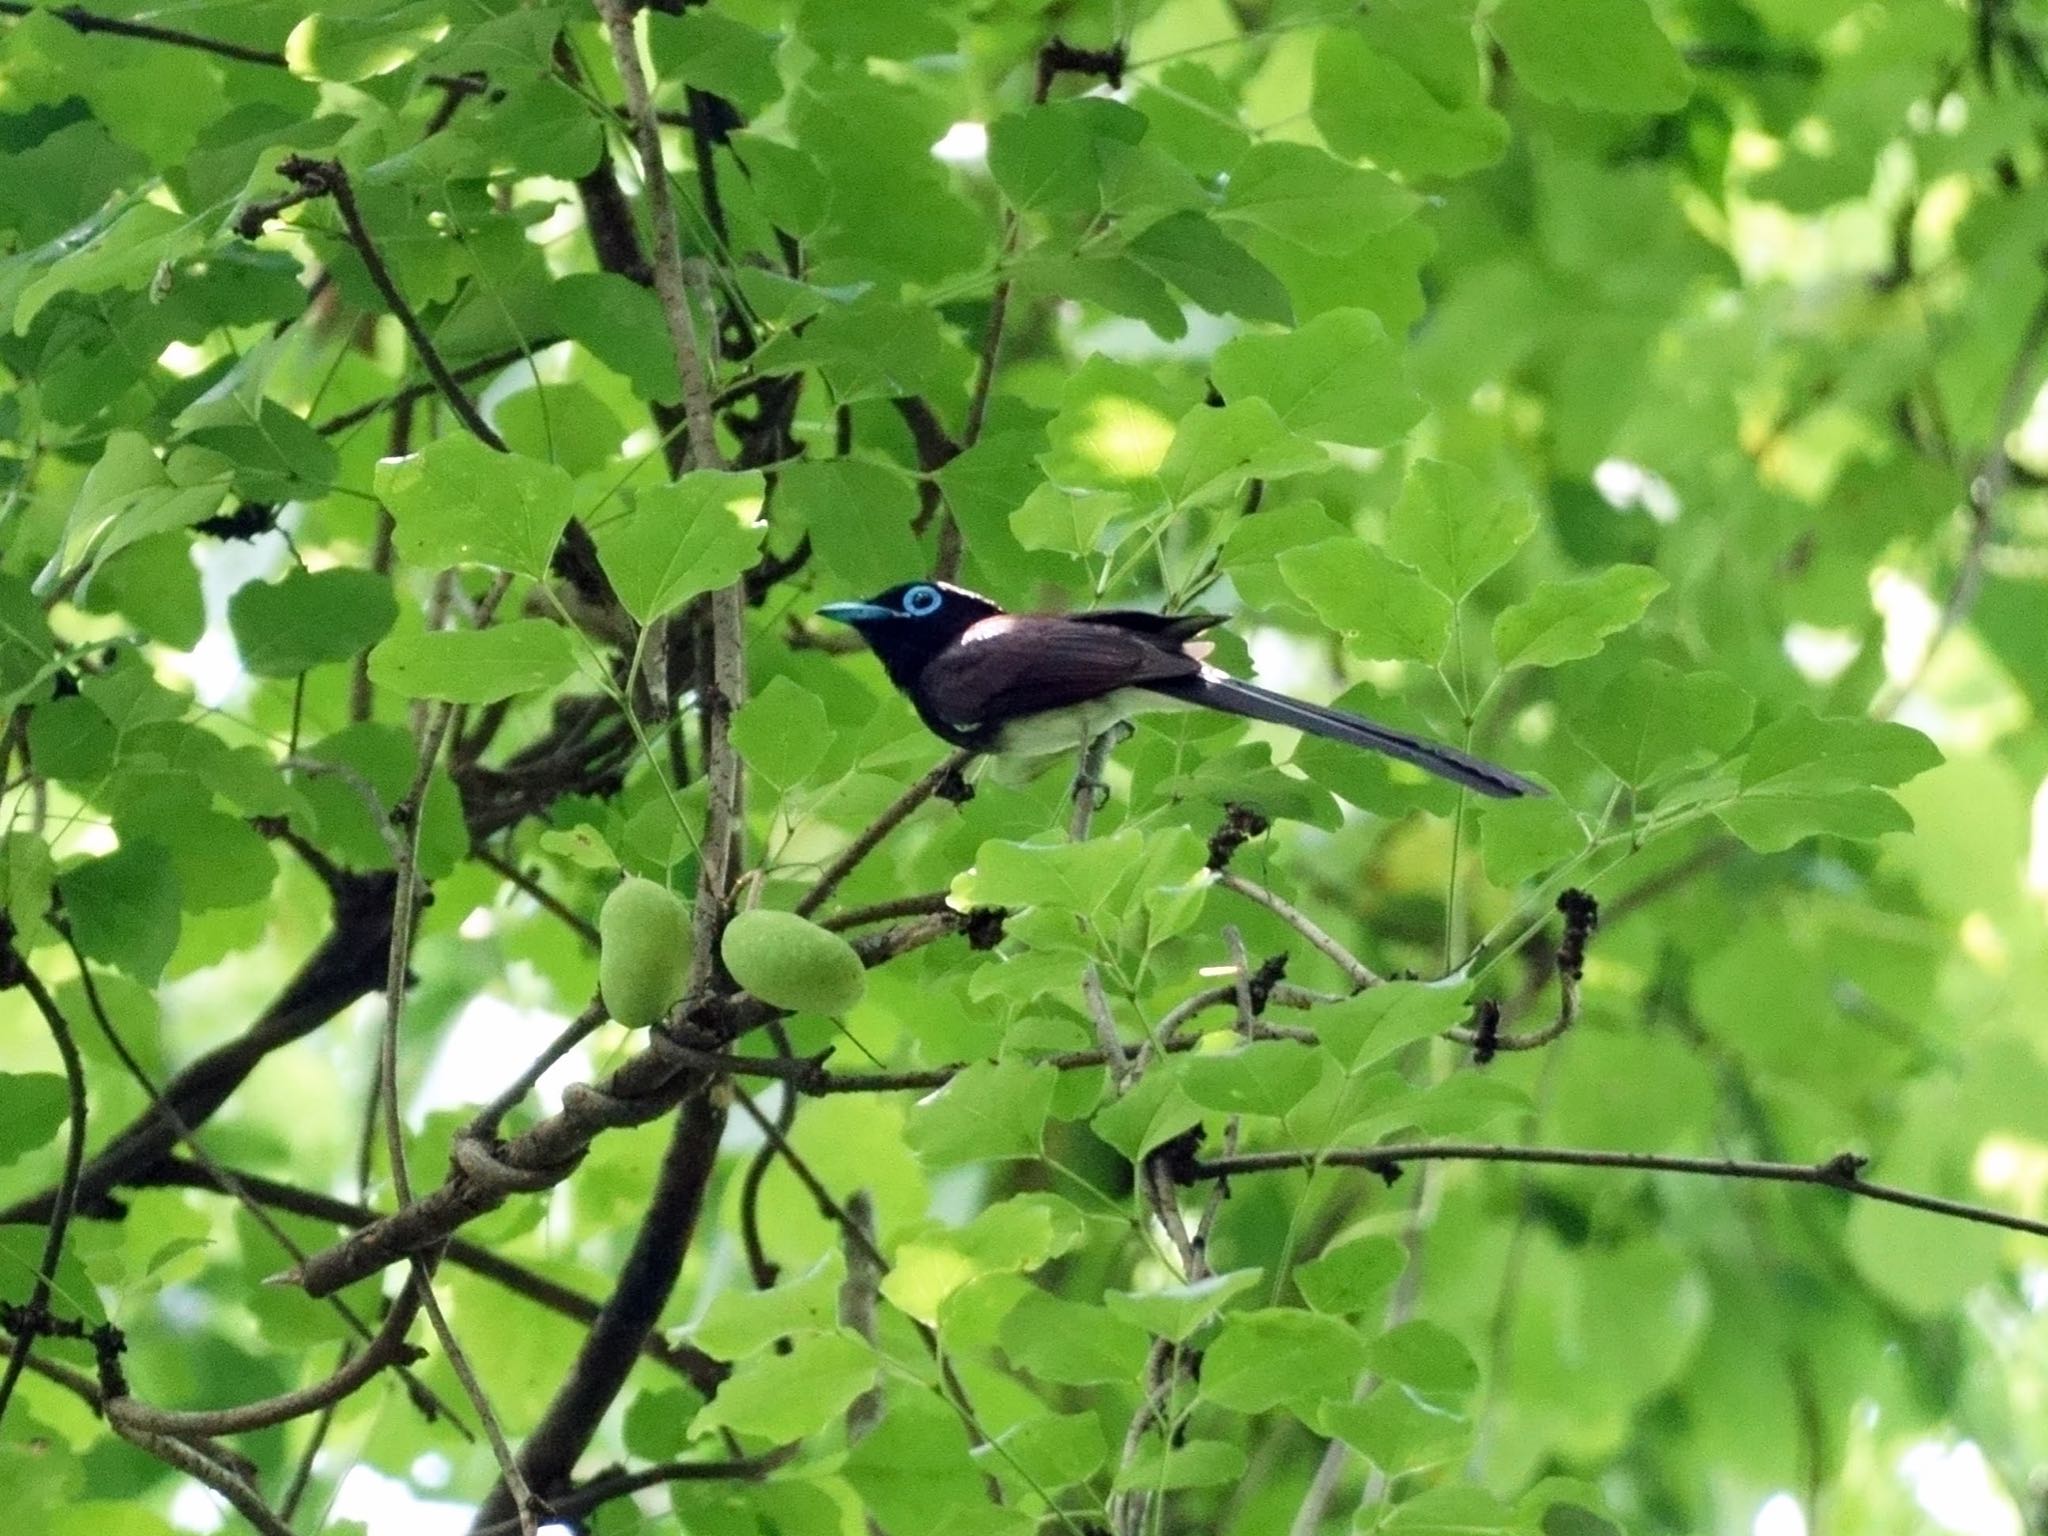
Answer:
818;601;894;623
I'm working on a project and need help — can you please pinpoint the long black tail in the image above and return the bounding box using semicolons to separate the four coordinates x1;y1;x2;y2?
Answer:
1150;675;1541;799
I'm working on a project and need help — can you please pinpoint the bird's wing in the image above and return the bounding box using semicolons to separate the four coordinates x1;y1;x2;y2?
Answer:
1065;609;1226;645
918;615;1202;732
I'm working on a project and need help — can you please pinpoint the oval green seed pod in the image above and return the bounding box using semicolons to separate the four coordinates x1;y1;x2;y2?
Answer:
598;877;690;1027
720;908;867;1015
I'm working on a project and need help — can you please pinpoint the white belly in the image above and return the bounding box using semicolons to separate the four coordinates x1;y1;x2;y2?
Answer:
985;687;1196;758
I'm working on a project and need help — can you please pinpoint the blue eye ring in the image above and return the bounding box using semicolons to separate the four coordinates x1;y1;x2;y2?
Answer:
902;584;943;617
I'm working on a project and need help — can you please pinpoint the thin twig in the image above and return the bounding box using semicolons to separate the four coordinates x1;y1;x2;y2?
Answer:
375;573;536;1534
820;891;955;931
135;1157;725;1393
0;1;287;67
283;914;965;1295
468;1002;607;1141
796;751;972;917
253;158;506;451
1214;870;1383;990
106;1287;425;1439
117;1428;297;1536
0;954;89;1432
1874;271;2048;717
473;846;602;948
1191;1143;2048;1242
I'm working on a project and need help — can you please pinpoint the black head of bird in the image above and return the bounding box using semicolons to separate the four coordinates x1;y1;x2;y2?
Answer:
817;580;1541;799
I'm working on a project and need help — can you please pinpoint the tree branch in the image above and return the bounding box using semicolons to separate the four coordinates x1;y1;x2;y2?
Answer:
0;2;288;67
1190;1143;2048;1243
470;1094;728;1531
795;751;973;917
0;948;88;1432
242;157;506;450
281;916;964;1296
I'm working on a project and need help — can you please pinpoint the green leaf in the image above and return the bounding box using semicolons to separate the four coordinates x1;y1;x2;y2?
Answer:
1717;788;1916;854
904;1058;1058;1167
26;696;115;783
1317;1388;1472;1476
1720;711;1942;852
843;1393;988;1533
58;843;181;983
366;620;582;704
1569;661;1754;785
690;1330;876;1441
0;831;55;936
1213;309;1422;449
1182;1039;1326;1118
1111;1438;1248;1492
1491;566;1667;672
952;830;1142;915
1217;141;1419;253
1155;400;1324;508
13;199;207;334
1090;1060;1202;1162
1201;1308;1370;1413
375;435;573;579
550;273;680;405
1313;27;1508;180
974;1411;1106;1493
1478;796;1587;886
777;459;919;592
38;434;232;592
106;774;277;912
1365;1320;1478;1402
0;1074;70;1168
494;382;624;476
729;676;831;787
1128;212;1291;324
1737;710;1943;791
0;574;54;709
999;1288;1151;1385
693;1254;845;1359
286;6;446;83
1010;484;1125;556
988;98;1144;217
229;568;398;678
647;8;782;115
1296;1234;1406;1317
591;470;768;625
1386;461;1537;601
1380;1485;1519;1534
1489;0;1693;114
1314;983;1470;1072
1104;1268;1264;1342
1278;539;1451;664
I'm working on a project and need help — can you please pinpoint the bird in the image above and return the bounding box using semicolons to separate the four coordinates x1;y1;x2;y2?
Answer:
816;581;1541;799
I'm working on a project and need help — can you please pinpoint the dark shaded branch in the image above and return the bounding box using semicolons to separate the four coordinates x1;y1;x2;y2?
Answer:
471;1453;789;1535
470;1095;728;1531
0;873;397;1227
131;1157;725;1394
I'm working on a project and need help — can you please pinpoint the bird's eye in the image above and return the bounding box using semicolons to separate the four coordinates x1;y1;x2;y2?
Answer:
901;584;943;617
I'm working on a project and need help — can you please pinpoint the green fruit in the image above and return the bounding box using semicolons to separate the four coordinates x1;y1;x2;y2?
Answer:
720;908;867;1015
598;877;691;1027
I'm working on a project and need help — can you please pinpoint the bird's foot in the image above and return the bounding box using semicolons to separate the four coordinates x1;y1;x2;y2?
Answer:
1071;774;1112;812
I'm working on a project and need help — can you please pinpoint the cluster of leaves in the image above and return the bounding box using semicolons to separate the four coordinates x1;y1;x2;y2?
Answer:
1;1;2046;1535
